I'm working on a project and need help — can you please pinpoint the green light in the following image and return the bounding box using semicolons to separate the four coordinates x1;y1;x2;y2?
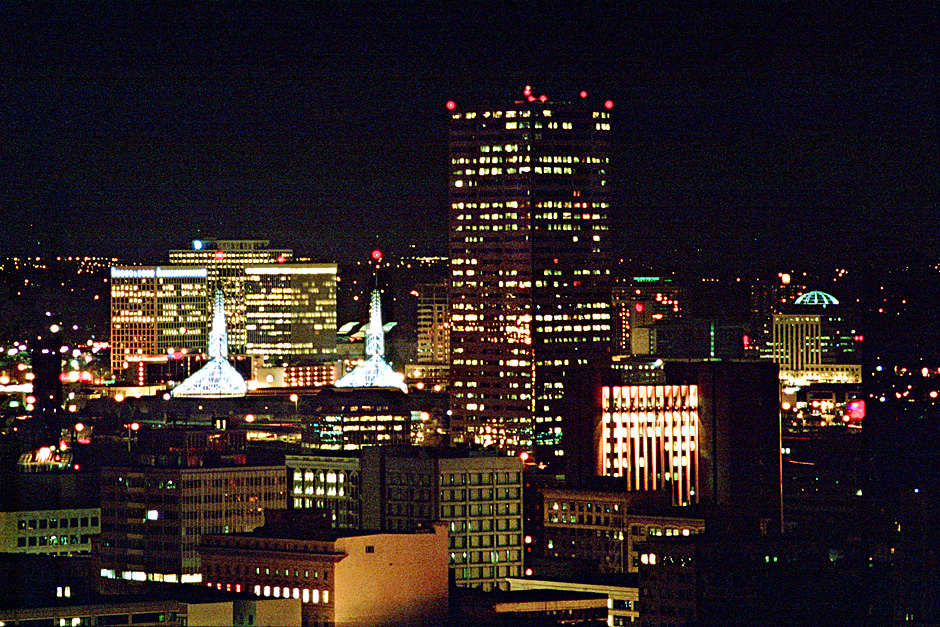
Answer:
632;276;664;283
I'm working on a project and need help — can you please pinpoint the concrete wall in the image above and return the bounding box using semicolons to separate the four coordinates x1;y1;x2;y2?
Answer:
333;523;449;627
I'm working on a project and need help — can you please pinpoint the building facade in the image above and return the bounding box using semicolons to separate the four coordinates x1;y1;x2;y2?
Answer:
0;508;100;555
600;385;700;507
361;446;524;590
539;487;704;574
286;453;362;528
199;523;449;627
99;465;288;584
772;292;862;386
243;263;338;363
448;89;613;459
110;266;209;379
168;240;293;354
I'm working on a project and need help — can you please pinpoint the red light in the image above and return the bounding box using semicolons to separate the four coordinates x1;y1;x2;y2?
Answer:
635;303;644;313
580;90;588;98
371;249;382;261
527;95;536;102
539;94;547;102
524;85;532;96
277;254;286;263
854;335;864;342
604;100;614;109
214;250;225;261
743;334;750;345
445;100;456;111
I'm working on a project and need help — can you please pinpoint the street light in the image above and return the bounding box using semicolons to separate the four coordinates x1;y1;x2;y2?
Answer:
290;394;299;420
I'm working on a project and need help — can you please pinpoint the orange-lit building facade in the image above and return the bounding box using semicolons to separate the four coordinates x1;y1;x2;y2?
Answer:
110;266;210;379
600;385;700;507
200;524;449;627
448;91;613;458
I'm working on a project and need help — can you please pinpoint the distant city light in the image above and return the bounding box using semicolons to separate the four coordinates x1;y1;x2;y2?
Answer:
371;249;382;261
580;90;588;98
604;100;614;109
446;100;456;110
192;240;204;250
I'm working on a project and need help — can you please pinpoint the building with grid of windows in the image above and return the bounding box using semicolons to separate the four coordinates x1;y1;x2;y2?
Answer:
0;508;100;555
244;264;338;364
361;446;524;590
98;465;288;586
286;453;361;529
110;266;210;380
199;516;448;627
169;240;293;355
538;487;704;574
448;88;613;460
407;281;450;389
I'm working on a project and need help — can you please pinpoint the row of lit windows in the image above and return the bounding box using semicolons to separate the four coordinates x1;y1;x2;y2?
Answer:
453;201;521;209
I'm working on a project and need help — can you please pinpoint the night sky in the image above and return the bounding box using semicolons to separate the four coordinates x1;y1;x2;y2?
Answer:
1;4;935;270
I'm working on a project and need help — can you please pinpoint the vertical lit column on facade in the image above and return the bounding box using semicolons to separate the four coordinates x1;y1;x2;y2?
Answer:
447;91;613;457
601;385;699;506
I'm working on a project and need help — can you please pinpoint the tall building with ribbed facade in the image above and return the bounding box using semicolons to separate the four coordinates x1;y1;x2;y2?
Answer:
448;88;613;460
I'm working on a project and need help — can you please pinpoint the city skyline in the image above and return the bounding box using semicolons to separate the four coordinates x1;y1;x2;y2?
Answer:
1;4;935;272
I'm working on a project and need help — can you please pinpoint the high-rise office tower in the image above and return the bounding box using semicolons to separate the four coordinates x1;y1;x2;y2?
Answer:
244;263;338;363
169;240;293;354
408;281;450;388
109;266;209;380
448;88;613;458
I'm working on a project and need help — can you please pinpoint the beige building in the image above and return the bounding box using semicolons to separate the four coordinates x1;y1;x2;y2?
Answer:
200;522;449;627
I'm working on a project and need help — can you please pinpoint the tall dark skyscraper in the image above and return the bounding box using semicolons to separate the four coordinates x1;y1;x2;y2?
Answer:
448;88;613;461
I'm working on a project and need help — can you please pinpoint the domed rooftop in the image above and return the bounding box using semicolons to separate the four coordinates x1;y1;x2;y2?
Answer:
794;290;840;307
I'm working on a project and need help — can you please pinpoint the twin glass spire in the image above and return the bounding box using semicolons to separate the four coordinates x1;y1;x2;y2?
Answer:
171;289;249;398
335;289;407;392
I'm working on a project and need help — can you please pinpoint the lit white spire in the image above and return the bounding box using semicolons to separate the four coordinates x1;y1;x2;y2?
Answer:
172;288;247;398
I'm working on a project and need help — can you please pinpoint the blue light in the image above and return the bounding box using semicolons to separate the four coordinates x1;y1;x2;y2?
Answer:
193;240;204;250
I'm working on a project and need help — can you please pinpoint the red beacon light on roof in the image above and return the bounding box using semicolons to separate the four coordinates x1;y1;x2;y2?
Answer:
604;100;614;109
580;90;588;98
524;85;532;96
371;249;382;261
445;100;456;111
539;94;547;102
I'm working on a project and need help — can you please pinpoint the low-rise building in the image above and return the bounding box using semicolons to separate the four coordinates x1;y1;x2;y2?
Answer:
199;516;448;627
